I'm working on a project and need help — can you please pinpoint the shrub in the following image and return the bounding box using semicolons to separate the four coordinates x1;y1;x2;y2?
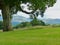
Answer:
14;22;32;29
30;19;45;26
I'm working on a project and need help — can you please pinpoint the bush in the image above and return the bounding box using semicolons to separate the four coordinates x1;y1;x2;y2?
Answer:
30;19;46;26
51;24;60;27
14;22;32;29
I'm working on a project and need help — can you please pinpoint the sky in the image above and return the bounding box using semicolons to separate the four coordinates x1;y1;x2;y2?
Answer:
17;0;60;19
0;0;60;19
44;0;60;19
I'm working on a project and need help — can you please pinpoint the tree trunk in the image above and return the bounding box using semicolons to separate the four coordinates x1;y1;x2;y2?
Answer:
2;5;13;32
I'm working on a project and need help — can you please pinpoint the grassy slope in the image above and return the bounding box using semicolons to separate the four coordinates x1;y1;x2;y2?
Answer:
0;26;60;45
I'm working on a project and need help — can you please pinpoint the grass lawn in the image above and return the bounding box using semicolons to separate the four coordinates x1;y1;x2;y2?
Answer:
0;26;60;45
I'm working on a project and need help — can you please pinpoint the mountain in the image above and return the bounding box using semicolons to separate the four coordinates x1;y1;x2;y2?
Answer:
43;19;60;24
12;15;31;22
0;16;60;26
12;15;32;26
0;16;32;26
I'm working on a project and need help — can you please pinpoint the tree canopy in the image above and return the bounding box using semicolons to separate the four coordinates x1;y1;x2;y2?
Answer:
0;0;56;15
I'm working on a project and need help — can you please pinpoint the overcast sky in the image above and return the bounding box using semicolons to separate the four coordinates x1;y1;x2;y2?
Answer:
0;0;60;19
44;0;60;19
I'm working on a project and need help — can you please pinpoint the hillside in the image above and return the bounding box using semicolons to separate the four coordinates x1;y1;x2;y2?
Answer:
0;26;60;45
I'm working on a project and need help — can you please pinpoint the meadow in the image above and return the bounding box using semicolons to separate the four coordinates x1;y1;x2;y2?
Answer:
0;26;60;45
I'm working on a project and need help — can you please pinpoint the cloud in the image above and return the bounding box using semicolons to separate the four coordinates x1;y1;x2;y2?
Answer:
44;0;60;19
17;11;29;18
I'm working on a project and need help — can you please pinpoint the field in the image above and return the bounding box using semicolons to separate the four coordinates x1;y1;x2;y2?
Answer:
0;26;60;45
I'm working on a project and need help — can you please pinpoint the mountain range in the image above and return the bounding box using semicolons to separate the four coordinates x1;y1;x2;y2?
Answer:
43;19;60;24
12;15;32;26
0;16;60;26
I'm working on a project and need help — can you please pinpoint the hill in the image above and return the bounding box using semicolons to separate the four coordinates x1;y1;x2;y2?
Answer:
0;26;60;45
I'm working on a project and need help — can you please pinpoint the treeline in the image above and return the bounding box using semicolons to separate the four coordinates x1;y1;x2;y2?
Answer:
0;20;60;30
0;20;45;29
14;19;46;29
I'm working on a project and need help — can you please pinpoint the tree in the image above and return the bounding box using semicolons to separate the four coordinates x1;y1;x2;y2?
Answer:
0;0;56;32
0;21;3;29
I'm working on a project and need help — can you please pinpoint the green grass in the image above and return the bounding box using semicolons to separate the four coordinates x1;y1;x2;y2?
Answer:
0;26;60;45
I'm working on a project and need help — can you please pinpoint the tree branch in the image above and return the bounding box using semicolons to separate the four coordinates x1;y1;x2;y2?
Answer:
19;7;37;14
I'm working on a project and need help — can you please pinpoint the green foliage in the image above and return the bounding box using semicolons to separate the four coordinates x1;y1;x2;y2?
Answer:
30;13;45;26
0;21;3;29
31;19;45;26
50;24;60;27
14;19;45;29
14;22;32;28
0;0;56;15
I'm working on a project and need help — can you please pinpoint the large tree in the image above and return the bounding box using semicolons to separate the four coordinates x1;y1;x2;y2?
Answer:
0;0;56;32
